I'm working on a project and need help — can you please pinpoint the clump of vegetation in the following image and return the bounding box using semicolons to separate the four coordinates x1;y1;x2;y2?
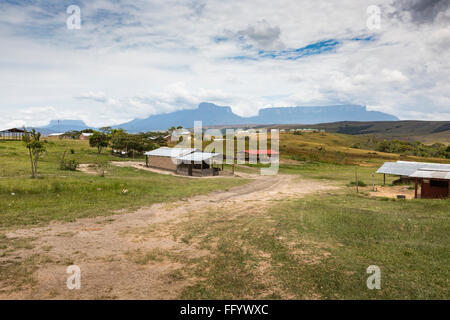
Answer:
89;130;110;154
59;150;79;171
351;138;450;159
110;129;157;158
60;159;79;171
94;157;108;177
347;180;367;187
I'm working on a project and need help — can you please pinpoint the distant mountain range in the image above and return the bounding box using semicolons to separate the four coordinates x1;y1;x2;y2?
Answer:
113;102;399;132
41;120;95;133
36;103;399;133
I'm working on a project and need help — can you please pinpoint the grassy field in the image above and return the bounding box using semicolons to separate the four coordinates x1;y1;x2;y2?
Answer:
0;139;247;228
1;134;449;299
174;191;449;299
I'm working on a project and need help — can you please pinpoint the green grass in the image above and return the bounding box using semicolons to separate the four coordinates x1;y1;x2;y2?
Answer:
177;192;450;299
0;140;248;228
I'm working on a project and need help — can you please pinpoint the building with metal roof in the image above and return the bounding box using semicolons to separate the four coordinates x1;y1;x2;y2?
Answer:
0;128;25;141
144;147;222;176
376;161;450;176
377;161;450;199
144;147;198;158
177;152;222;162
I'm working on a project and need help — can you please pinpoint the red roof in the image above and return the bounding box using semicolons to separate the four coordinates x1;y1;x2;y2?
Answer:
245;150;279;155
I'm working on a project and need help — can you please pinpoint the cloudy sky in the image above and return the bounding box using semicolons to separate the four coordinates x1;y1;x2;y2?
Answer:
0;0;449;128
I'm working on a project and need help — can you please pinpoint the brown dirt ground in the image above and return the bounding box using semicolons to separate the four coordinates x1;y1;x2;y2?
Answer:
367;185;416;199
0;172;338;300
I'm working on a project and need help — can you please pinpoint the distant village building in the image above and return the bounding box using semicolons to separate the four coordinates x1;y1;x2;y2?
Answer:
79;133;93;140
377;161;450;199
48;133;66;139
0;128;25;141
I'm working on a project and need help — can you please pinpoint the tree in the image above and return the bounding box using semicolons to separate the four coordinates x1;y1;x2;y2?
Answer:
99;126;112;135
89;131;109;154
111;131;155;157
22;129;46;178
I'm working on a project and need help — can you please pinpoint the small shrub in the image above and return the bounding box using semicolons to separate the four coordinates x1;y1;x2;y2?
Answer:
60;159;79;171
347;180;367;187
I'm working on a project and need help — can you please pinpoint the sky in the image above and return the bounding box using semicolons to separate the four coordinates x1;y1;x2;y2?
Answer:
0;0;449;128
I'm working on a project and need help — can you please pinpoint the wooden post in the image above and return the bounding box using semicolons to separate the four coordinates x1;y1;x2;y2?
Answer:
372;173;375;191
355;171;359;193
414;178;418;199
383;173;386;185
145;155;149;167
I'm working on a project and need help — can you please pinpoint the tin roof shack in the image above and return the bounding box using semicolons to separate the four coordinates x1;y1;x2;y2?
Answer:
409;169;450;199
0;128;25;140
377;161;450;199
144;147;197;172
177;152;223;176
144;147;223;176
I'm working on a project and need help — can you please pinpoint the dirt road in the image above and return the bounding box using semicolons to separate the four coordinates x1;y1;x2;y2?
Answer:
0;172;338;299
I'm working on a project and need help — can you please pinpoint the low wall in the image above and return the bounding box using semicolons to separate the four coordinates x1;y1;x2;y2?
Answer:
148;155;178;171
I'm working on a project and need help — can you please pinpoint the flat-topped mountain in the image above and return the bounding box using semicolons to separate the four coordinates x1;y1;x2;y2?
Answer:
116;102;398;132
41;120;94;132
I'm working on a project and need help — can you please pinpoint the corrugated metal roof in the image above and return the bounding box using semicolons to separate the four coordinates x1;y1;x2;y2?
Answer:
376;161;450;176
0;128;25;133
409;169;450;180
144;147;198;157
177;152;222;162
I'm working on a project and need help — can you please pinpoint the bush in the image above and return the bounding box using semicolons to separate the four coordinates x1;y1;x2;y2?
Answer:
60;159;79;171
347;180;367;187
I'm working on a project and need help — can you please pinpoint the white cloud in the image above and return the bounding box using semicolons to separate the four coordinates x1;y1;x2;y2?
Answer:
0;0;449;129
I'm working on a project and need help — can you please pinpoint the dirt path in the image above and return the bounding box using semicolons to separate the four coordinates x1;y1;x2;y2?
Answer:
0;173;338;299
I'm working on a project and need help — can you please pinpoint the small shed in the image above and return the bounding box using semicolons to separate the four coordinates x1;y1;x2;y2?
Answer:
0;128;25;140
409;168;450;199
377;161;450;199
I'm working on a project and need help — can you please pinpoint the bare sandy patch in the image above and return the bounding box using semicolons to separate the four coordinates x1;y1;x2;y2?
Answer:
368;185;415;199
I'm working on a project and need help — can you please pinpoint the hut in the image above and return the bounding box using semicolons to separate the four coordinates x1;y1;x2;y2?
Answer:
409;168;450;199
0;128;25;141
377;161;450;199
144;147;223;176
